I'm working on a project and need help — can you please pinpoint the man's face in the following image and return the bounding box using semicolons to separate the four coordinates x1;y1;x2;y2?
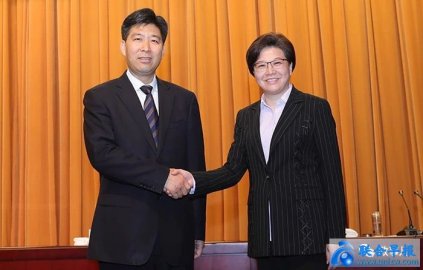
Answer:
253;47;292;97
120;23;164;83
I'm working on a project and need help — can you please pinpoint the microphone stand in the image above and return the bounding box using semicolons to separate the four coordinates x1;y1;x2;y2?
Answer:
397;190;419;236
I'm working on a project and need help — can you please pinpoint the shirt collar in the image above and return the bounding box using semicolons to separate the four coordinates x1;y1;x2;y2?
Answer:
126;70;158;93
260;83;292;108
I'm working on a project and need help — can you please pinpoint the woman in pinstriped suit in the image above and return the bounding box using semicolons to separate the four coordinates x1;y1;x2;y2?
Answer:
171;33;346;270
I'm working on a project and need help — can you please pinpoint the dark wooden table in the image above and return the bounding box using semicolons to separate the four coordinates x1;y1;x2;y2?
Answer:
1;239;421;269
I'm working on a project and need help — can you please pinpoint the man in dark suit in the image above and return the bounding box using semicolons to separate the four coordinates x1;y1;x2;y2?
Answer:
171;33;346;270
83;8;206;270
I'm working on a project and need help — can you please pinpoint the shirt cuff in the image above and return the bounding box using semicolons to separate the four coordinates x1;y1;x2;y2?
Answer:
189;178;196;194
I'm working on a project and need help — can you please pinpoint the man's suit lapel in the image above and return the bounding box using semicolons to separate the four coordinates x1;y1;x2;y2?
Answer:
269;88;304;156
115;73;158;151
156;78;174;153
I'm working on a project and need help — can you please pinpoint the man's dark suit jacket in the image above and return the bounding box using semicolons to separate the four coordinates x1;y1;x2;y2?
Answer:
194;87;346;258
83;72;206;266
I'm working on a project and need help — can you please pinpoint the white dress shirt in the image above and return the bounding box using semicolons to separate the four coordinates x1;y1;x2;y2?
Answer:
260;85;292;163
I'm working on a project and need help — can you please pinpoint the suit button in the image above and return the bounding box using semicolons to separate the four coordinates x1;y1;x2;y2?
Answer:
266;175;270;180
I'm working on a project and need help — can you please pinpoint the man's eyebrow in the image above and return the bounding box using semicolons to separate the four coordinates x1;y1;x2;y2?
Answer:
150;34;162;40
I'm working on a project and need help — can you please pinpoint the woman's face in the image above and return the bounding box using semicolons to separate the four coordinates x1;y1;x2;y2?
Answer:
253;47;292;97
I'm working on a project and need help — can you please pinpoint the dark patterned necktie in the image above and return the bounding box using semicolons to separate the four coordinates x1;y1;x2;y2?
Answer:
141;85;159;147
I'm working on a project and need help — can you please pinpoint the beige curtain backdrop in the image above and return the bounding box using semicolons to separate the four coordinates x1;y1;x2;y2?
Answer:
1;0;422;247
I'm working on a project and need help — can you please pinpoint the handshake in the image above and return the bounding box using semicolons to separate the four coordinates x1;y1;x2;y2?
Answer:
163;169;195;199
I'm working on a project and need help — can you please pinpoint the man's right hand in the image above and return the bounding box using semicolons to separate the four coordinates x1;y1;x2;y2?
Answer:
163;169;193;199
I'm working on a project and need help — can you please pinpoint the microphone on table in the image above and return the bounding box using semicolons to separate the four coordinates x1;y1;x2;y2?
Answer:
413;190;423;200
397;190;419;236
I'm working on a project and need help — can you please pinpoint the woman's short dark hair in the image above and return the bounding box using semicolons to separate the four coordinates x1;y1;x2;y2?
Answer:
246;32;296;75
121;8;168;43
